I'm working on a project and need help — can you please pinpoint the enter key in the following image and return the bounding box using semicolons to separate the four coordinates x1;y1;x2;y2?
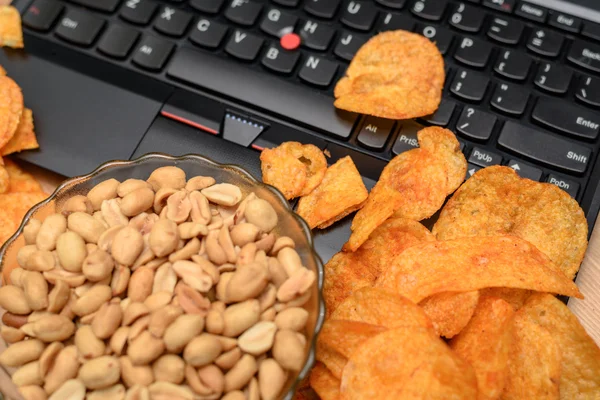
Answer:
532;97;600;140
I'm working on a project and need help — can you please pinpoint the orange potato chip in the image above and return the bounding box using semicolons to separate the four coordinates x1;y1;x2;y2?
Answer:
340;327;478;399
0;6;23;49
4;159;43;193
0;163;8;194
0;75;24;149
310;362;340;400
0;191;47;245
419;290;480;338
317;320;386;380
433;166;588;279
450;296;515;400
330;287;433;330
0;65;6;76
502;303;561;400
1;108;39;155
479;288;532;311
296;156;368;229
260;142;326;199
375;236;583;303
334;31;444;119
517;294;600;398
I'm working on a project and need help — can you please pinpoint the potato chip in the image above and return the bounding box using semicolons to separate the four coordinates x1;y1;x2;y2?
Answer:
296;156;368;229
4;159;43;193
502;305;561;400
1;108;39;155
0;65;6;76
310;362;340;400
340;327;478;399
260;142;327;199
479;288;532;311
375;236;583;303
0;163;8;194
0;6;23;49
0;191;47;245
517;294;600;398
0;75;24;149
330;287;433;329
334;31;444;119
450;297;514;400
433;166;588;279
419;290;480;338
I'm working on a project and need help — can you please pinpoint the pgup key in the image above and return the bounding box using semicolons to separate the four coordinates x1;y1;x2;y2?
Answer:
468;147;502;167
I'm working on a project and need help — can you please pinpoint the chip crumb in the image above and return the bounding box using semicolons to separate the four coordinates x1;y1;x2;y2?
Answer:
0;6;24;49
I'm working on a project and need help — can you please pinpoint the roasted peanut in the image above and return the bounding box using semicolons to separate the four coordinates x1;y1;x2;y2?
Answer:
230;223;260;248
178;222;208;240
0;285;31;314
152;263;177;294
186;176;216;191
3;312;28;329
101;198;129;227
120;188;154;218
1;325;25;343
56;231;87;272
153;187;177;215
163;314;204;353
92;302;123;339
272;329;305;371
46;280;70;314
238;322;277;356
205;309;224;335
215;347;242;371
78;356;121;389
201;183;242;207
277;247;303;277
258;359;287;400
98;226;123;252
109;327;130;356
127;315;150;343
246;377;259;400
43;269;86;288
125;385;149;400
68;212;107;244
23;271;49;311
168;237;201;262
271;236;295;255
189;191;211;225
191;255;220;284
120;356;154;388
36;214;67;251
112;226;144;266
128;331;165;365
144;291;173;312
147;166;186;191
148;381;194;400
149;219;179;258
277;268;315;303
0;339;45;367
88;179;120;211
244;199;277;233
23;218;42;245
152;354;185;384
218;226;237;264
274;307;309;332
236;243;257;267
205;230;227;265
226;262;268;303
111;266;131;296
166;189;192;223
123;302;150;327
128;267;154;303
215;272;233;303
224;354;257;392
183;334;222;367
129;212;159;236
83;249;115;282
172;260;213;293
13;361;43;386
39;342;64;378
222;300;260;337
118;179;152;197
44;346;80;395
148;304;183;338
75;325;106;360
18;385;47;400
25;250;56;272
48;379;86;400
255;233;276;253
222;391;245;400
22;315;76;343
10;267;26;288
87;383;126;400
73;285;112;316
18;245;38;268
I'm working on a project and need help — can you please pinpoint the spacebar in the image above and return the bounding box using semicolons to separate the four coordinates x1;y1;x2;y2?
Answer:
166;48;357;139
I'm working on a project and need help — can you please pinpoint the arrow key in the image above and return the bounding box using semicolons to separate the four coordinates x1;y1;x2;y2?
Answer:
357;116;396;151
507;160;542;181
466;163;482;180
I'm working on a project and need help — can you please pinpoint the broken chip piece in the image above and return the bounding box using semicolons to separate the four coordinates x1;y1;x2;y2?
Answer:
433;166;588;280
4;159;43;193
0;6;24;49
419;290;480;339
334;30;445;119
1;108;39;156
0;191;47;245
0;75;24;150
296;156;368;229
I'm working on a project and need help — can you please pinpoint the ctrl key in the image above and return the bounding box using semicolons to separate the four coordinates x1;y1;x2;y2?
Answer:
132;36;175;71
546;174;580;198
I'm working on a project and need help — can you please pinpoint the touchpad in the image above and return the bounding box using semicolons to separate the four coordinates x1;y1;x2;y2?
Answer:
0;51;166;177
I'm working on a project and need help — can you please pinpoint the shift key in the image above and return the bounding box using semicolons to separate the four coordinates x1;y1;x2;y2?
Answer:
532;98;600;139
498;121;591;174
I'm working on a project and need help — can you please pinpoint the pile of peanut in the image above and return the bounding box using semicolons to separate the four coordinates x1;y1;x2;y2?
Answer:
0;166;316;400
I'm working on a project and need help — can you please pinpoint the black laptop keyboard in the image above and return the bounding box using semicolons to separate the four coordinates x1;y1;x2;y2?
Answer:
17;0;600;221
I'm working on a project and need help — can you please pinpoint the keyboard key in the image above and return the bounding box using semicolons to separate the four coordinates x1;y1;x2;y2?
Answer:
120;0;156;25
498;121;591;174
576;75;600;107
450;69;489;102
532;98;600;140
189;18;228;49
357;116;395;150
299;55;338;87
189;0;225;13
410;0;447;21
534;62;572;94
132;35;174;71
379;12;414;32
334;31;367;61
422;99;455;126
466;163;482;179
417;24;453;55
299;19;335;51
491;82;529;116
392;121;421;155
272;0;300;6
515;2;546;22
487;16;523;45
55;10;105;47
546;175;579;198
454;36;492;68
71;0;120;13
549;13;581;33
376;0;406;8
154;7;192;37
225;0;263;26
494;50;531;80
582;22;600;42
23;0;63;32
262;44;300;74
482;0;514;13
507;160;542;181
304;0;340;19
222;111;266;147
449;2;484;33
568;41;600;74
341;1;378;31
97;24;139;59
469;147;502;168
527;28;563;57
260;8;297;37
456;106;496;140
168;48;358;139
225;30;263;61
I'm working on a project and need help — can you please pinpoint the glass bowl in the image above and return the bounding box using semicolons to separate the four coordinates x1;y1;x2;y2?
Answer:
0;152;326;400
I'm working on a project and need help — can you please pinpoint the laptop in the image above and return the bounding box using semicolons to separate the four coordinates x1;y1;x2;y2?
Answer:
2;0;600;264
